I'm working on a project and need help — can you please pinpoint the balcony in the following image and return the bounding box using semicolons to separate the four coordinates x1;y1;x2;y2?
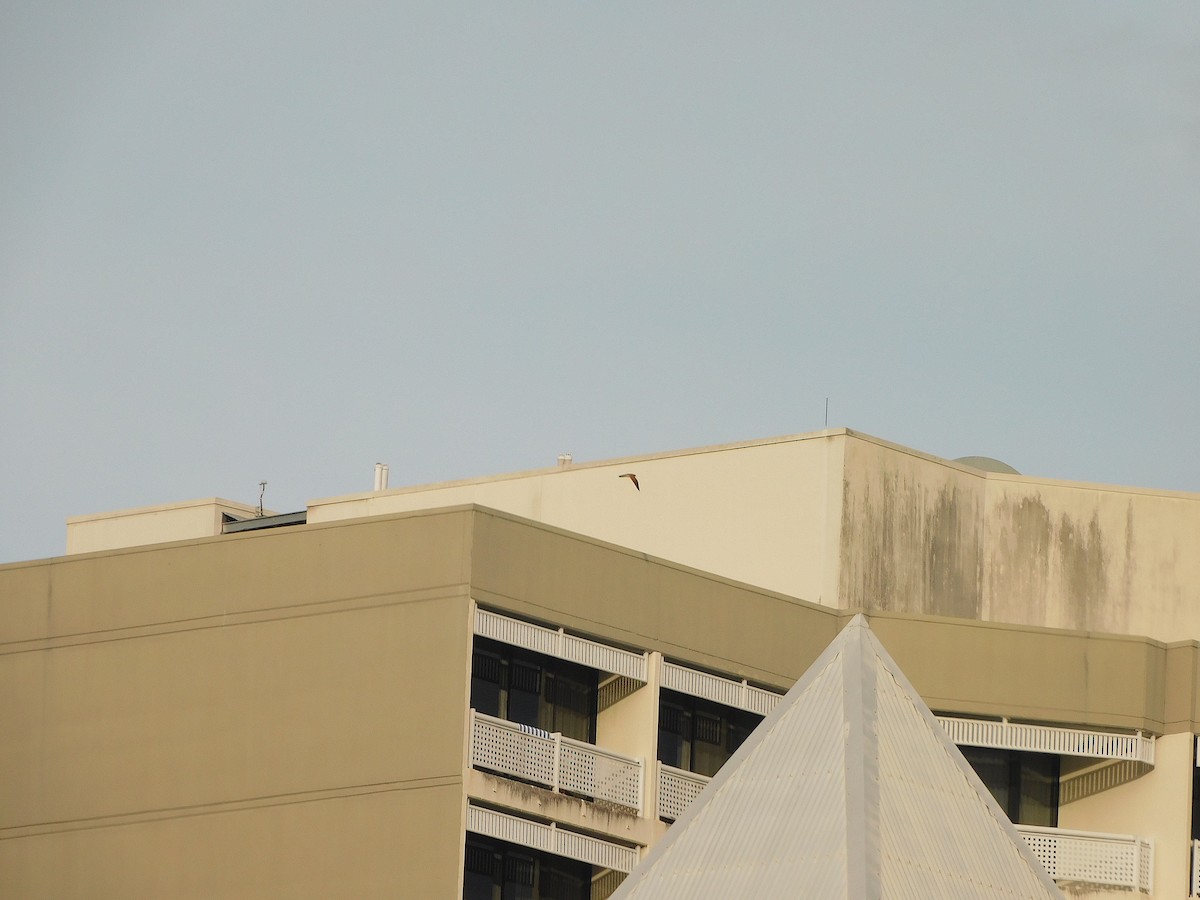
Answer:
474;607;648;681
659;765;1152;894
470;710;644;813
936;716;1155;765
467;803;640;874
1018;825;1152;894
660;661;780;716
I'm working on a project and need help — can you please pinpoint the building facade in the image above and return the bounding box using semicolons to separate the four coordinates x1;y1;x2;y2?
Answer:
5;430;1200;897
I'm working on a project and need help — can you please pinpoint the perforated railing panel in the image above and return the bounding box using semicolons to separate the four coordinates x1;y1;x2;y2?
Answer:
657;763;709;821
470;714;557;787
1017;826;1151;892
559;738;642;811
471;712;642;812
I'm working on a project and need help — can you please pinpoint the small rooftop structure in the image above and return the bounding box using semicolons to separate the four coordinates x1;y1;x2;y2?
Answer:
613;615;1063;899
66;498;270;555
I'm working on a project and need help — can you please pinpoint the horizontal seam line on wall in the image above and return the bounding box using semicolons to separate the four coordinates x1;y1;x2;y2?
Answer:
0;584;470;655
0;774;464;840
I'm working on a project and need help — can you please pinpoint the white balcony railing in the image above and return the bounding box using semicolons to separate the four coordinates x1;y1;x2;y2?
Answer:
467;804;640;873
474;607;648;681
937;716;1155;765
1192;839;1200;897
657;765;1151;894
1018;825;1152;894
655;668;1155;770
657;762;710;821
661;661;781;716
470;710;644;813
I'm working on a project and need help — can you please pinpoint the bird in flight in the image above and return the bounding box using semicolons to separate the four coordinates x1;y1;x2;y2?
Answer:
619;473;640;491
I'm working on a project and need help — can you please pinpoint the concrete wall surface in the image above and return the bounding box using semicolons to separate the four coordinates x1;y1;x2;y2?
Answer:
839;436;988;619
0;784;465;900
65;498;265;555
311;431;846;607
467;507;1200;735
1057;732;1193;899
982;477;1200;643
8;502;1200;897
307;429;1200;644
1;510;475;899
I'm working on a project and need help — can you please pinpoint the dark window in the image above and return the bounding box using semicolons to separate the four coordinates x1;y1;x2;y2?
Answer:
464;835;590;900
960;746;1059;826
1193;737;1200;842
657;689;764;778
470;637;598;743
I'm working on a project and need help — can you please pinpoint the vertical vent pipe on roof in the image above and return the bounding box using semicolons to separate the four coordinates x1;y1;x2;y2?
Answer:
374;463;390;491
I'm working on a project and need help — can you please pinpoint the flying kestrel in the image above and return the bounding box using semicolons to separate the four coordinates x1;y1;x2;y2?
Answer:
619;473;640;491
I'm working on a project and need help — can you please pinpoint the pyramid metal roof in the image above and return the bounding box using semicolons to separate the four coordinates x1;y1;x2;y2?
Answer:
614;615;1063;899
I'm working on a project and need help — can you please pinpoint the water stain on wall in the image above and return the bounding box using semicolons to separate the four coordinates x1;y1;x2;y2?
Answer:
987;495;1118;632
842;473;1126;631
839;470;983;618
1056;510;1109;632
986;497;1052;625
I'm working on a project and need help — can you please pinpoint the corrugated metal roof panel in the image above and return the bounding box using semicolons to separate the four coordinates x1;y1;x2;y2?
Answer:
612;615;1063;899
875;657;1061;898
617;655;848;898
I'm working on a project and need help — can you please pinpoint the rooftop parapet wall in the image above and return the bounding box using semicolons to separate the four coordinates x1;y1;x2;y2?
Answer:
838;435;988;620
310;430;847;608
982;475;1200;643
827;431;1200;643
53;429;1200;642
65;498;268;555
466;506;1200;736
8;505;1200;738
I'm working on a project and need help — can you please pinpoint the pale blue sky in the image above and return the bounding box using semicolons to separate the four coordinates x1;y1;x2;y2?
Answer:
2;3;1198;563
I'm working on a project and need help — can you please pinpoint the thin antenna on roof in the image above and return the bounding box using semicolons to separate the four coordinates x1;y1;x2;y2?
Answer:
257;481;267;517
825;398;829;429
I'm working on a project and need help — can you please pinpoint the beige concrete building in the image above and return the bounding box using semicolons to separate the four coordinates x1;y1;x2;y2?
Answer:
4;429;1200;897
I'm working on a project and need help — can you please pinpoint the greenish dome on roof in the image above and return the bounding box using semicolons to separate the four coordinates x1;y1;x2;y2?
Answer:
954;456;1020;475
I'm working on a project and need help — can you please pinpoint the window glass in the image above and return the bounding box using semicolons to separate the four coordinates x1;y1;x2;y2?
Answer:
692;711;725;776
961;745;1059;826
961;746;1012;816
464;840;499;900
1193;737;1200;841
503;854;535;900
507;661;542;729
464;835;590;900
727;715;756;756
658;702;691;771
470;637;598;743
547;670;592;740
539;859;587;898
657;688;764;778
471;650;504;719
1018;753;1059;827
